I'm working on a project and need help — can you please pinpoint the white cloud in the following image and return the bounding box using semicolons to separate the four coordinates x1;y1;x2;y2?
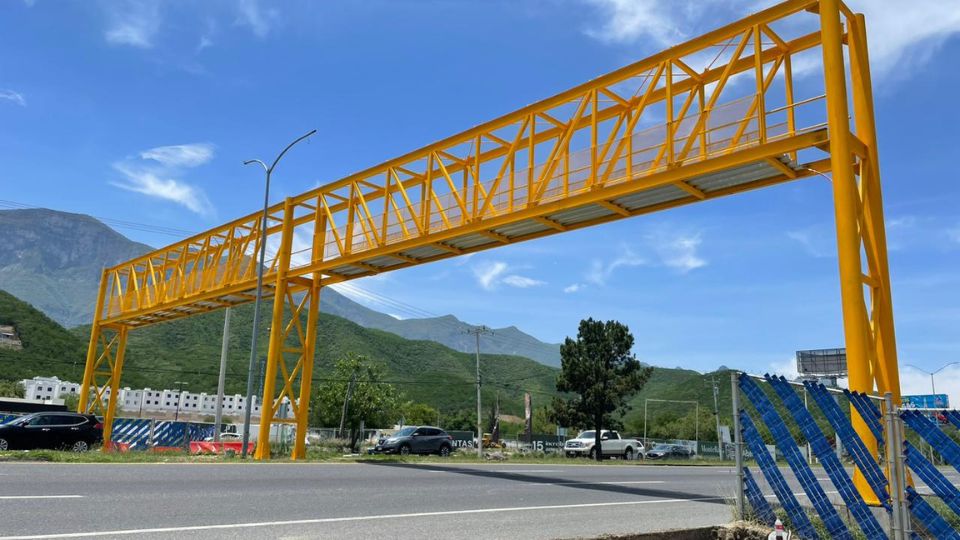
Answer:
472;260;545;290
103;0;161;48
236;0;279;38
111;163;212;215
140;143;215;168
586;246;646;285
787;227;835;258
845;0;960;78
652;231;706;273
900;364;960;411
0;90;26;107
769;357;800;380
949;227;960;244
585;231;705;284
580;0;960;81
581;0;686;46
473;261;508;290
502;275;546;288
197;35;214;52
110;142;215;215
563;283;582;293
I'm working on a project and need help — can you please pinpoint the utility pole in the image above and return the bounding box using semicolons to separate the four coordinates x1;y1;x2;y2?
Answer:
466;325;491;458
173;381;188;422
338;371;358;439
710;376;724;460
241;129;317;459
214;307;231;443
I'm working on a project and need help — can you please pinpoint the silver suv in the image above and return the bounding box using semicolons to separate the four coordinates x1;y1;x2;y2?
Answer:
372;426;454;456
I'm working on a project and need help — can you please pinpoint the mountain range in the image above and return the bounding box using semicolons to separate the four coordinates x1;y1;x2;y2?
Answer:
0;209;561;366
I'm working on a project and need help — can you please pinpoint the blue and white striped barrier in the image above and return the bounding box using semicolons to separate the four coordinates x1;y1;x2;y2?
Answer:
111;419;216;449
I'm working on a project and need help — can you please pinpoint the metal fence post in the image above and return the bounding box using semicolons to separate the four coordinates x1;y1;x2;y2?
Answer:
894;412;912;537
883;393;904;540
731;371;745;520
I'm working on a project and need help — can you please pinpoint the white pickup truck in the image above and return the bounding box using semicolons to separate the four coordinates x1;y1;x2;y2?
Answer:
563;430;643;460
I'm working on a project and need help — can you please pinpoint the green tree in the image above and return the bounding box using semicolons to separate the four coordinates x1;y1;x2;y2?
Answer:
0;379;25;398
532;405;556;435
62;393;80;411
400;401;439;426
310;355;400;451
440;409;476;432
549;318;652;461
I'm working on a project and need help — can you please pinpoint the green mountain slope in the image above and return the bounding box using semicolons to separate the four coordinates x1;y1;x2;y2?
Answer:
0;290;87;383
66;302;560;416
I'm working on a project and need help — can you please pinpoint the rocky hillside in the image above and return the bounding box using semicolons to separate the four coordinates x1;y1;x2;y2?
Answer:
0;209;152;328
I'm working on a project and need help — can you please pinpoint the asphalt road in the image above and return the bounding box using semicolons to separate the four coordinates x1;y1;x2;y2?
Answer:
0;461;740;539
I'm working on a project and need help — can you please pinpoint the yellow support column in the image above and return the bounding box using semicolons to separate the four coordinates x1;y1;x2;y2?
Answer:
254;199;295;460
820;0;880;505
78;270;108;414
292;277;321;460
101;326;128;450
848;12;902;401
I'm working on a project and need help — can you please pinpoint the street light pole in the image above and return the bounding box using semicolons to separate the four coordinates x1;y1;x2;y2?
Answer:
214;307;231;443
173;381;188;422
240;129;317;459
904;362;960;398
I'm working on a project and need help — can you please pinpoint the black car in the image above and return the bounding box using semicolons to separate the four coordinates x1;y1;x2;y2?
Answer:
371;426;454;456
0;412;103;452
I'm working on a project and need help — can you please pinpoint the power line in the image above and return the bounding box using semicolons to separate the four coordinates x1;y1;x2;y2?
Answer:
0;199;196;238
331;281;560;362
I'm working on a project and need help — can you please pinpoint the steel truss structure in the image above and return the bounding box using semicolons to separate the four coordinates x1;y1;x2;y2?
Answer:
80;0;901;489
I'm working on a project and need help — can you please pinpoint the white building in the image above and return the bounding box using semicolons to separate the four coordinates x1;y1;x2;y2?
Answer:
21;376;263;417
22;376;80;401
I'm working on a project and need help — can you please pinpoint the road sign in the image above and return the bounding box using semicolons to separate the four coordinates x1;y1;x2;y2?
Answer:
796;348;847;377
902;394;950;409
447;430;476;449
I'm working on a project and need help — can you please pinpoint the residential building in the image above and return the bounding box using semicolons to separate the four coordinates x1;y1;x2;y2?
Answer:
20;375;262;417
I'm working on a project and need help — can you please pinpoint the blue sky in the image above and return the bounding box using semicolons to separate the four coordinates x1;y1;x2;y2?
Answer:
2;1;959;400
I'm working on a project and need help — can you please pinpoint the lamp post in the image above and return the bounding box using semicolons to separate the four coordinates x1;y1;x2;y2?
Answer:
240;129;317;459
904;362;960;398
173;381;188;422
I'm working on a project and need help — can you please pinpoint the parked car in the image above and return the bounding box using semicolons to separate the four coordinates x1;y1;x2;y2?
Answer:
563;430;643;460
0;412;103;452
203;432;243;442
370;426;454;456
644;443;693;460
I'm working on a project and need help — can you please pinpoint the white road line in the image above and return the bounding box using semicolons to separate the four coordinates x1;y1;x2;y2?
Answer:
0;496;83;500
0;497;726;539
544;480;665;486
483;469;558;473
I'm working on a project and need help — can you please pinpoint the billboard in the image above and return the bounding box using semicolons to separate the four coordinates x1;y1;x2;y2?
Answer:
796;348;847;376
902;394;950;409
447;430;476;449
525;434;567;453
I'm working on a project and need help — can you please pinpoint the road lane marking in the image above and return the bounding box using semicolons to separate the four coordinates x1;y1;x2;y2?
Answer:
545;481;665;486
424;469;559;473
486;469;558;473
0;497;727;539
0;496;83;500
